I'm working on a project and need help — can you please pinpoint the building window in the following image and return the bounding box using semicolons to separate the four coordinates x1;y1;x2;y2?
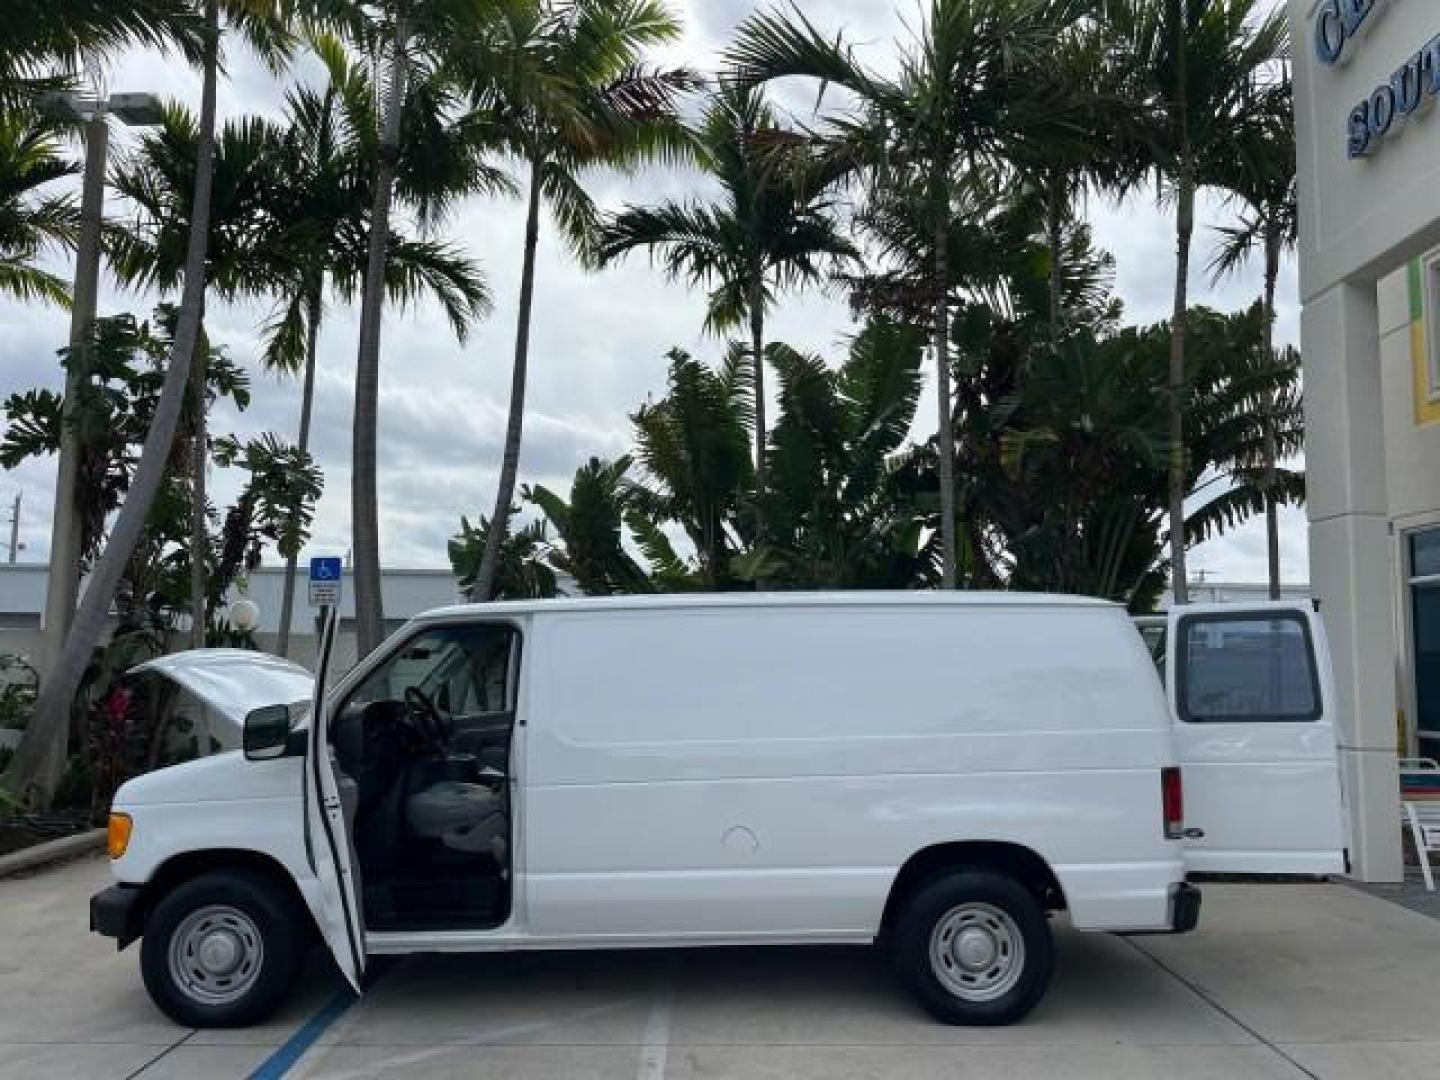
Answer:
1427;255;1440;403
1411;528;1440;753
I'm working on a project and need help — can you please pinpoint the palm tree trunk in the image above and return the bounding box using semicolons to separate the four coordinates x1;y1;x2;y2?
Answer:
1168;0;1191;608
351;10;408;658
1047;170;1064;342
1263;226;1281;600
1167;168;1194;606
278;279;322;656
933;191;958;590
189;305;207;648
749;270;767;545
474;158;544;602
2;0;220;808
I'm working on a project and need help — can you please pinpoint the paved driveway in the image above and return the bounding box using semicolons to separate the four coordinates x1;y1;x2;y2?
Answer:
5;855;1440;1079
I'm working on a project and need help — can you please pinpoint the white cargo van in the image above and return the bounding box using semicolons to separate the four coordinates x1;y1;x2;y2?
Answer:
90;593;1344;1028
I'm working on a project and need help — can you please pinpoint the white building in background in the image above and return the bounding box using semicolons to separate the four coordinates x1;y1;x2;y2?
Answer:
1291;0;1440;881
0;564;463;674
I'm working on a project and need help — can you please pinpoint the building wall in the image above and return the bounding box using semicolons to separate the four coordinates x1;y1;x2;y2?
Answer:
1380;260;1440;529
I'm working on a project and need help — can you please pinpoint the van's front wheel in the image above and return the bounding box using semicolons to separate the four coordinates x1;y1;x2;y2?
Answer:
140;870;305;1027
892;869;1053;1025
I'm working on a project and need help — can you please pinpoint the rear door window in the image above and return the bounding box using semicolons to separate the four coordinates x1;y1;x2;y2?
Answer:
1177;613;1321;724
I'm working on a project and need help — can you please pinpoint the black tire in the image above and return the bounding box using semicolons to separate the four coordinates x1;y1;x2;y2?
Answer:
890;868;1053;1025
140;870;306;1028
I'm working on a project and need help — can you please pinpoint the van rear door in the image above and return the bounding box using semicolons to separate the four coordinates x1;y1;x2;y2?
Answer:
1164;602;1346;875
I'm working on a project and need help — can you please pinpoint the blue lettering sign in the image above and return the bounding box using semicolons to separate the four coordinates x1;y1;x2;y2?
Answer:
1316;0;1387;67
1348;33;1440;159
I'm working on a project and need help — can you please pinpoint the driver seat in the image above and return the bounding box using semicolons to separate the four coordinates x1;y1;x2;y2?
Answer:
406;780;508;865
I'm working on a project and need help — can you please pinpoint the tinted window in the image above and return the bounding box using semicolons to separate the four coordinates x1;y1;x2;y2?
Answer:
1178;615;1319;723
344;624;516;719
1415;584;1440;747
1413;529;1440;579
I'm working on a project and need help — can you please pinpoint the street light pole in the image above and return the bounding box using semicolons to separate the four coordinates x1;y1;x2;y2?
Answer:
41;114;107;658
37;92;162;677
6;491;20;563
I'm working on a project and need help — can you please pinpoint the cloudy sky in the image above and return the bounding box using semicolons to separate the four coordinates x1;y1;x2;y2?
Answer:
0;0;1310;586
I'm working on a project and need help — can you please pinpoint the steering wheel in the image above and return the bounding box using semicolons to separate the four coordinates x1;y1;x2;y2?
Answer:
403;686;451;751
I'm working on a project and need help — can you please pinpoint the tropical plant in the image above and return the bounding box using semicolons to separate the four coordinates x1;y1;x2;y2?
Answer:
522;457;654;595
952;285;1304;608
263;31;493;655
758;321;932;587
1208;74;1298;598
449;513;558;600
728;0;1091;589
2;309;241;566
1103;0;1288;603
0;111;77;304
0;310;321;628
518;321;931;594
596;84;858;525
457;0;697;603
628;346;757;589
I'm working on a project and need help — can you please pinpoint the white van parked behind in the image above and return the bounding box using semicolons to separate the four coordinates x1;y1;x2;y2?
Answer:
90;593;1344;1027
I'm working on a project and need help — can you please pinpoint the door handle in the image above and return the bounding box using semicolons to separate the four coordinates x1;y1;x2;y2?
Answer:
1183;827;1206;839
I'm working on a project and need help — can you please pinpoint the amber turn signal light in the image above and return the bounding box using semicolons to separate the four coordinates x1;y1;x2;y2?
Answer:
107;812;133;860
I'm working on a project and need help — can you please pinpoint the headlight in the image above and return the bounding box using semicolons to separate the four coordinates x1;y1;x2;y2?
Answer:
107;812;133;860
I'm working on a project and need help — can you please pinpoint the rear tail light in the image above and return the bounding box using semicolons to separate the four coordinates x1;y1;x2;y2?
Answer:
1162;767;1184;840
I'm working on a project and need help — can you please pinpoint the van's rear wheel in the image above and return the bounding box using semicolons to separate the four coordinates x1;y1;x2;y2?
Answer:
140;870;304;1027
891;869;1052;1025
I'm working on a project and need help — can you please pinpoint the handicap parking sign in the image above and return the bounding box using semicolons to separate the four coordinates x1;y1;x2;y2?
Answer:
309;557;343;607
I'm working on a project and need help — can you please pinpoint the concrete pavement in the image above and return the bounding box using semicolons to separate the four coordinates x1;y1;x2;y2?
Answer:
5;855;1440;1078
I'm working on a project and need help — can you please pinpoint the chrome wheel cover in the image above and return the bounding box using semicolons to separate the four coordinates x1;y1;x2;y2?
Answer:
928;901;1026;1003
167;904;265;1006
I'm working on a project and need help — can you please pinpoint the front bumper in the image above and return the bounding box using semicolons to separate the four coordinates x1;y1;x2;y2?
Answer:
90;885;145;950
1169;882;1202;933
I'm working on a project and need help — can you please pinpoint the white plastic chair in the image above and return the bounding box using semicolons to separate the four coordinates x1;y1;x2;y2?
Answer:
1400;758;1440;891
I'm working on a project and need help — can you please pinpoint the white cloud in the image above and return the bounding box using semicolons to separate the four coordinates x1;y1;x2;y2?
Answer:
0;0;1307;586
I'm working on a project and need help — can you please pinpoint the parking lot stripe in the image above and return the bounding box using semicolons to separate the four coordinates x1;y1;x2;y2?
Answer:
249;959;393;1080
637;959;676;1080
248;988;356;1080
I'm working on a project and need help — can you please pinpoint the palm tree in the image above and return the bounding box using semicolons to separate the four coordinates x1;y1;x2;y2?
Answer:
4;0;222;808
728;0;1089;589
1104;0;1287;603
0;112;77;304
345;0;507;655
263;33;492;655
596;84;857;528
458;0;697;602
1001;13;1135;338
1208;77;1297;599
109;105;293;645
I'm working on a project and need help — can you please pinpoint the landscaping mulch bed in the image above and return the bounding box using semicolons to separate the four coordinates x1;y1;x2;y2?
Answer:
0;812;95;858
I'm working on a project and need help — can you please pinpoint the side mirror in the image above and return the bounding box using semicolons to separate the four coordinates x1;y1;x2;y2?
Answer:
243;704;292;760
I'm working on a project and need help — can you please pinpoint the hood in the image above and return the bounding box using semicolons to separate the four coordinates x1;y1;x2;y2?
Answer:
131;649;314;727
114;748;302;806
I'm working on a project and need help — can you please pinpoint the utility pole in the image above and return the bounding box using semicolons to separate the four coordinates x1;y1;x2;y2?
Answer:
37;91;162;667
5;491;19;563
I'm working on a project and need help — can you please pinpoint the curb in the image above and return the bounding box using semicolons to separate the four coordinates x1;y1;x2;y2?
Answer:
0;827;105;879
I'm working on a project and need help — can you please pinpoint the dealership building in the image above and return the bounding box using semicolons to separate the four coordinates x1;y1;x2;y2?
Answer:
1293;0;1440;880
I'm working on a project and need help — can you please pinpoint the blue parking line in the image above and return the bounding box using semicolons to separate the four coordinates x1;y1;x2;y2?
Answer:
248;961;390;1079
